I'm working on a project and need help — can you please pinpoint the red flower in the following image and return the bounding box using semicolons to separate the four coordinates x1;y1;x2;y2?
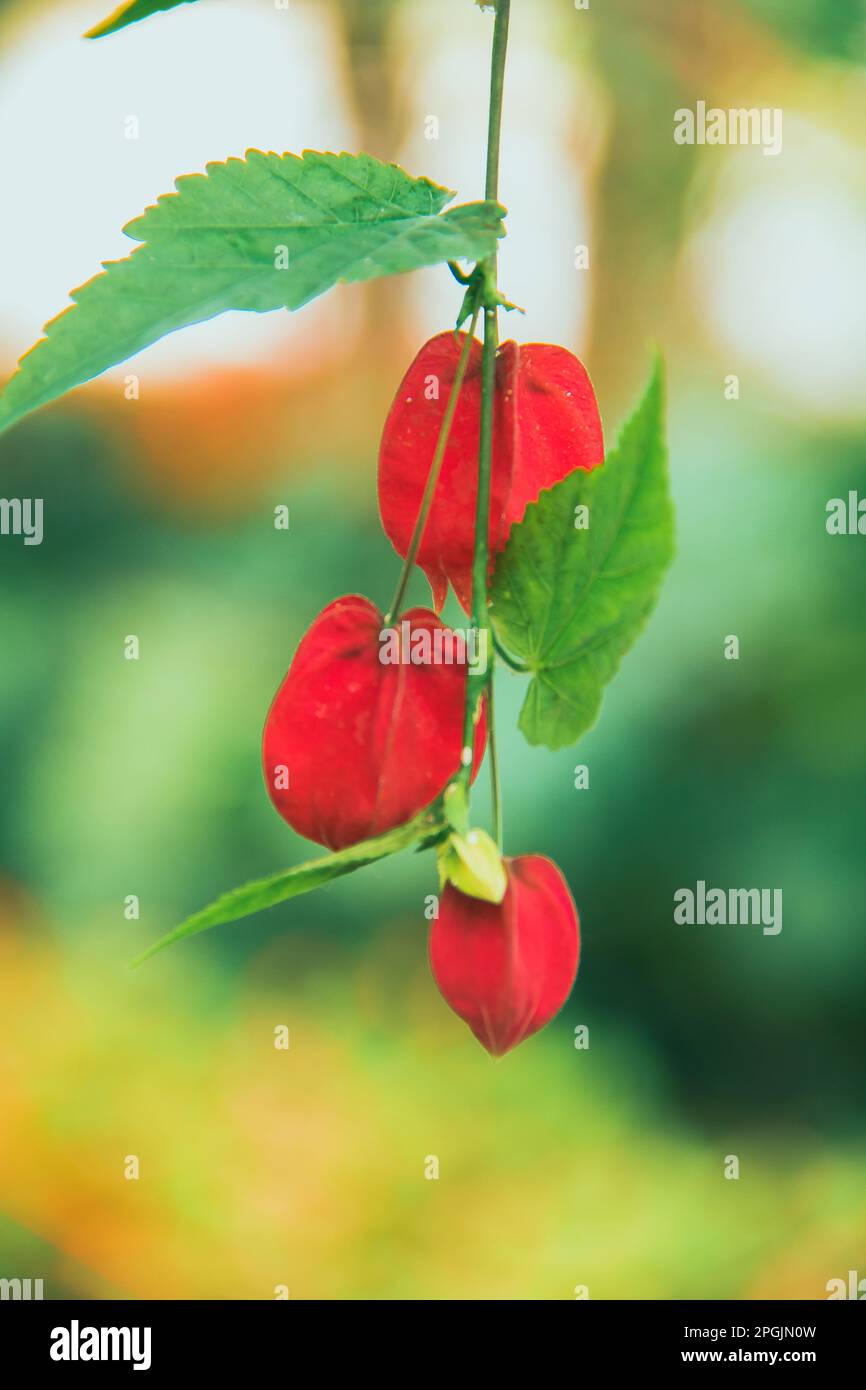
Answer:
378;333;604;612
429;854;580;1056
263;595;486;851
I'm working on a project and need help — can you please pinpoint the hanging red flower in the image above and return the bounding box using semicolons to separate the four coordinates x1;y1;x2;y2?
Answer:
429;853;580;1056
378;332;604;612
263;594;486;851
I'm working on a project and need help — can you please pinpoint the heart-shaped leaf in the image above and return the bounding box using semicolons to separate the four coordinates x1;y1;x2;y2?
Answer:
490;356;673;749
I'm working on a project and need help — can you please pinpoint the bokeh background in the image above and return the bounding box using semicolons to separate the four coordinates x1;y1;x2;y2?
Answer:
1;0;864;1300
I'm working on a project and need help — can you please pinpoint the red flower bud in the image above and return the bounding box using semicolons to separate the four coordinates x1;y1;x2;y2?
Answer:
263;595;486;851
378;333;604;612
429;854;580;1056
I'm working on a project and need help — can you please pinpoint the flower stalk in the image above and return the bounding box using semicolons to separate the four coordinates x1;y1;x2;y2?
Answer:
459;0;511;856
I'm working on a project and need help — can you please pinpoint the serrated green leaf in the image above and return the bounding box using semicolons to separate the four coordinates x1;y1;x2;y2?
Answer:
490;357;674;750
85;0;199;39
0;151;505;435
131;808;443;967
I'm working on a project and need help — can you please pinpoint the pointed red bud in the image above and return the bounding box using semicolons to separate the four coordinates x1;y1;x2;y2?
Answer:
429;854;580;1056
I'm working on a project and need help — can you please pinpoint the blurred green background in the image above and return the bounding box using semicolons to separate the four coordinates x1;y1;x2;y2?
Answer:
0;0;864;1299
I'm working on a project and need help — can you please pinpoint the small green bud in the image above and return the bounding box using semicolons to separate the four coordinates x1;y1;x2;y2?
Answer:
438;828;507;904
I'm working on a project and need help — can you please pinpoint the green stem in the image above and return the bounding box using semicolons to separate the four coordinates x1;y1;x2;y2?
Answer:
488;677;503;852
385;299;481;624
460;0;510;788
484;2;510;207
447;260;474;286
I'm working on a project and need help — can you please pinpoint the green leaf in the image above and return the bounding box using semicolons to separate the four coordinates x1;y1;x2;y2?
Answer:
130;809;443;967
85;0;199;39
490;356;674;750
0;151;505;435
